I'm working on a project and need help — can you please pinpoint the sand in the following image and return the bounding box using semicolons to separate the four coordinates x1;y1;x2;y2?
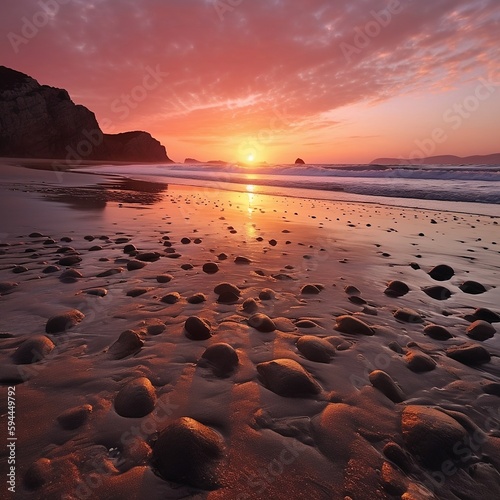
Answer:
0;161;499;499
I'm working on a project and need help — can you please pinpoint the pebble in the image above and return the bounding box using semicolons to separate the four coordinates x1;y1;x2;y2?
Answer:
0;282;18;295
296;336;335;363
401;405;467;468
214;282;241;303
257;358;321;397
12;265;28;274
422;285;451;300
446;344;491;365
23;458;52;490
123;244;137;254
187;293;207;304
472;308;500;323
184;316;212;340
156;274;173;283
423;324;453;340
335;315;373;335
136;252;161;262
161;292;181;304
301;284;321;295
181;263;193;270
126;288;149;297
59;269;83;283
369;370;405;403
466;320;496;341
107;330;144;359
42;265;59;273
114;377;157;418
57;404;92;430
248;313;276;332
127;260;147;271
151;417;224;489
97;268;124;277
234;256;251;264
393;308;423;323
12;335;55;364
45;309;84;334
404;351;436;372
202;262;219;274
242;298;258;313
258;288;275;300
200;343;239;376
58;255;82;266
459;280;487;294
428;264;454;281
384;280;410;297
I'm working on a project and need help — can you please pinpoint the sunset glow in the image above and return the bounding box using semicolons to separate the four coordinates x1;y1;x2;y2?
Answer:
2;0;499;163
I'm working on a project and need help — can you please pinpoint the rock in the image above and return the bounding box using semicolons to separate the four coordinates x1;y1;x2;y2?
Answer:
483;382;500;396
234;256;251;264
184;316;212;340
384;280;410;297
0;282;18;295
58;255;82;266
422;285;451;300
180;263;193;270
136;252;161;262
85;288;108;297
12;335;55;364
472;308;500;323
161;292;181;304
257;359;321;397
258;288;275;300
151;417;224;489
383;442;413;473
242;298;258;313
248;313;276;332
294;158;305;164
296;319;319;328
200;343;239;376
296;336;335;363
165;252;181;259
393;308;423;323
214;282;241;303
123;244;137;254
146;321;166;335
45;309;84;333
114;377;157;418
423;324;453;340
335;315;373;335
466;320;496;341
12;265;28;274
203;262;219;274
57;404;92;430
344;285;361;296
459;280;487;294
127;260;147;271
428;264;454;281
23;458;52;490
0;66;171;161
42;265;59;273
156;274;173;283
380;461;408;496
96;267;124;277
187;293;207;304
126;288;149;297
107;330;144;359
404;351;436;372
59;268;83;283
369;370;405;403
301;284;321;295
446;344;491;365
88;245;102;251
401;405;467;469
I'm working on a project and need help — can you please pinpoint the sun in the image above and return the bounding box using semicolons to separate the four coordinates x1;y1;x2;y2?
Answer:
246;153;255;163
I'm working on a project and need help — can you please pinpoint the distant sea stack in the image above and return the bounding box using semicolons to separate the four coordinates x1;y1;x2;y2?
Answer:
295;158;305;164
0;66;172;163
371;153;500;166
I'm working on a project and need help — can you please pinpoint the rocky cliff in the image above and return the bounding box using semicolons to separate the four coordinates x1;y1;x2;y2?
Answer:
0;66;172;162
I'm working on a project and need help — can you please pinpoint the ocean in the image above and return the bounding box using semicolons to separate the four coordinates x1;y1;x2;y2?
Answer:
80;162;500;216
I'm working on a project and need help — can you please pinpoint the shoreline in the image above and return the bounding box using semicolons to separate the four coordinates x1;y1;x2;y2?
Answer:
0;161;499;499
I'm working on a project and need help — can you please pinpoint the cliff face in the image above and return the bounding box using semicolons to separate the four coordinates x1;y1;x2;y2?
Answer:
0;66;172;162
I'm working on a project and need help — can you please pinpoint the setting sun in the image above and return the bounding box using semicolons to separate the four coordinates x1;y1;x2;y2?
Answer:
247;153;255;163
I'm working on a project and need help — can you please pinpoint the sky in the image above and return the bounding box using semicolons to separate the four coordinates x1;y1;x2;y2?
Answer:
1;0;499;164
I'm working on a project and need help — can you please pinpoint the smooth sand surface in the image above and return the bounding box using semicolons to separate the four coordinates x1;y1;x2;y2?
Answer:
1;162;499;499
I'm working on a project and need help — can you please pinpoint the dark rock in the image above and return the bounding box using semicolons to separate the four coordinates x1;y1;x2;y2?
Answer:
348;296;367;305
483;382;500;396
248;313;276;332
181;237;191;244
165;252;182;259
85;288;108;297
234;256;252;264
97;267;124;277
295;158;305;164
42;265;59;273
446;344;491;365
12;335;55;364
151;417;224;489
423;324;453;340
23;458;51;490
466;320;496;341
296;336;335;363
136;252;161;262
107;330;144;359
161;292;181;304
114;377;156;418
428;264;454;281
59;268;83;283
57;404;92;430
393;308;423;323
126;288;149;298
422;285;451;300
202;262;219;274
45;309;84;333
217;253;228;260
401;405;467;469
404;351;436;372
200;343;239;376
383;442;413;473
459;280;487;294
88;245;102;251
0;281;18;295
58;255;82;266
123;244;137;254
296;319;319;328
187;293;207;304
369;370;405;403
214;282;241;303
156;274;173;283
410;262;421;270
28;232;44;238
258;288;275;300
301;284;321;295
257;358;321;397
384;280;410;297
185;316;212;340
127;260;147;271
472;308;500;323
344;285;361;296
335;315;373;335
242;298;258;313
12;265;28;274
180;263;193;270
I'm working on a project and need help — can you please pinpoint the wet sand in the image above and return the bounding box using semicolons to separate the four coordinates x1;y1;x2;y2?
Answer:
0;162;499;499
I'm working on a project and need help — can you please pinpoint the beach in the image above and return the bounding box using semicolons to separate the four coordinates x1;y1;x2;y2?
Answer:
1;161;499;499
